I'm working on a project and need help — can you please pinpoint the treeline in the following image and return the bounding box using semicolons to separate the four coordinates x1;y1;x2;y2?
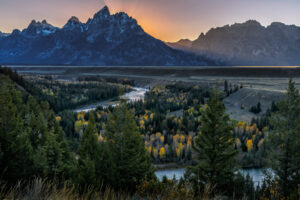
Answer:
234;122;267;168
0;66;128;112
28;76;127;112
224;79;243;96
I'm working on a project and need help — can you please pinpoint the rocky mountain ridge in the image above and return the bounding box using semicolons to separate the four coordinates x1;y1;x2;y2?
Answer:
168;20;300;65
0;6;214;66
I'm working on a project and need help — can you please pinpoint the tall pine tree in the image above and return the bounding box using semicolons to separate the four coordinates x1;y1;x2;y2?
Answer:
186;88;237;197
77;112;101;187
268;78;300;199
0;75;76;185
104;103;154;191
0;81;35;185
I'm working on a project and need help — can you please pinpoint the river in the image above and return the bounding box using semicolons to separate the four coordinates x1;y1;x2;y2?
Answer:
155;168;266;187
73;85;266;187
74;87;149;113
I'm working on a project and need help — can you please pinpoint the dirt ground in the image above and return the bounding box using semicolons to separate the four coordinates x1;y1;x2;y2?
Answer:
224;87;285;122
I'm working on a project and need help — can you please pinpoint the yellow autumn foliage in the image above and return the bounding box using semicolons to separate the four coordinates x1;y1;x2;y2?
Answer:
77;112;85;120
178;142;184;151
96;113;101;119
246;139;253;151
150;113;154;121
98;135;104;142
152;148;158;158
146;146;152;155
237;121;247;128
160;135;164;143
74;120;84;133
176;147;181;157
159;147;166;159
156;132;161;138
144;115;148;121
180;135;185;143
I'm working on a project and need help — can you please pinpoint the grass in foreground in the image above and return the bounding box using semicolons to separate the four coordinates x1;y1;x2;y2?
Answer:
0;179;218;200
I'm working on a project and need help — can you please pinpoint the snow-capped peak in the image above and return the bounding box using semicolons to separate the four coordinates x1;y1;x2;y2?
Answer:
0;31;9;37
23;20;58;36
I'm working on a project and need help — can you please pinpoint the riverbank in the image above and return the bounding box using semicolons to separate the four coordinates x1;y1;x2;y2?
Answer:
154;163;190;170
155;168;266;187
73;87;149;113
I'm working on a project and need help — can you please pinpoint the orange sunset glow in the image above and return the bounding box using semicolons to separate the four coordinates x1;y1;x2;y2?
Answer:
1;0;300;42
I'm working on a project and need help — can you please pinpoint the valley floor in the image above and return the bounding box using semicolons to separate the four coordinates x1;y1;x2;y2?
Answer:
11;65;300;122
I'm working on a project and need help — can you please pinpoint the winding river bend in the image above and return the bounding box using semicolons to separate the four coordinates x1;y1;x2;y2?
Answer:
73;86;265;187
74;87;149;113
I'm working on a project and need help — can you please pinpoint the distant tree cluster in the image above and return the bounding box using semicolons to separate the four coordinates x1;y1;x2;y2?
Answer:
249;102;262;114
234;121;267;168
224;80;243;96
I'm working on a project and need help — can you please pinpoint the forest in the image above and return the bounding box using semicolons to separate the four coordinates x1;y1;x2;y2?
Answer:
0;66;299;199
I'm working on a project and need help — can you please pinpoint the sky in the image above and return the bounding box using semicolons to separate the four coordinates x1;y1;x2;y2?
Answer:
0;0;300;42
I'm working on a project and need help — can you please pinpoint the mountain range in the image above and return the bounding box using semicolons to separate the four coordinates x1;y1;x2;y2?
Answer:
1;6;300;66
167;20;300;66
0;31;8;38
0;6;214;66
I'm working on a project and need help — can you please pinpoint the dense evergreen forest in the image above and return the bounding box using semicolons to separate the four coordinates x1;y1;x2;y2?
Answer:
0;68;129;112
0;66;299;199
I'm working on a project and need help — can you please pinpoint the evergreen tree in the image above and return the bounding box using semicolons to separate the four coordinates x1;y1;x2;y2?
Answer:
0;83;35;185
49;111;76;180
0;75;76;185
104;103;154;191
186;88;237;197
224;80;229;96
268;78;300;199
77;112;101;187
43;128;64;179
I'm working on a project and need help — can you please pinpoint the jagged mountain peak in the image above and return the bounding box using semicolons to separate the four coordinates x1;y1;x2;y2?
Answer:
0;7;214;66
166;38;193;50
28;19;51;27
23;19;57;37
11;29;21;35
243;20;262;27
174;39;192;47
178;38;192;43
41;20;48;24
93;6;110;19
63;16;82;29
175;20;300;65
69;16;80;23
268;22;297;30
85;6;143;37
